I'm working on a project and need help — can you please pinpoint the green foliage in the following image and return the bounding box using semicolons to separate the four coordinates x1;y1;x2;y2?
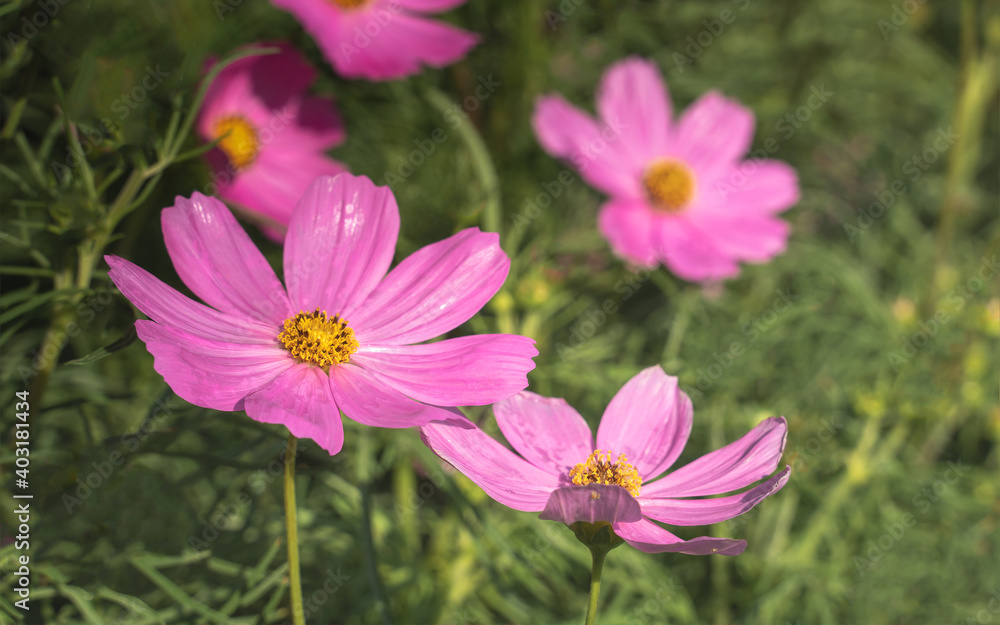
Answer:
1;0;998;624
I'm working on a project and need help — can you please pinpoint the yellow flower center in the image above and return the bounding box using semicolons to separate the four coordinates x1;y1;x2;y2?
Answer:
642;159;695;213
213;115;260;170
278;309;359;368
329;0;371;9
569;450;642;497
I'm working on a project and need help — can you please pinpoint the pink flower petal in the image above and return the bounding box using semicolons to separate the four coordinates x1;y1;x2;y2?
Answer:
135;320;292;411
531;95;642;198
198;67;266;142
245;42;317;109
284;174;399;315
283;0;477;80
642;417;787;498
639;466;790;526
673;91;755;181
270;0;335;22
348;228;508;345
250;95;346;155
329;363;456;428
106;256;277;343
161;193;293;325
284;95;347;151
219;149;349;230
596;198;659;267
654;216;741;282
539;484;642;525
492;392;594;475
244;363;345;455
595;367;692;481
420;418;562;511
596;57;672;165
394;0;467;12
701;160;800;215
198;42;314;140
353;12;477;75
352;334;537;406
247;41;316;109
690;211;790;263
612;518;747;555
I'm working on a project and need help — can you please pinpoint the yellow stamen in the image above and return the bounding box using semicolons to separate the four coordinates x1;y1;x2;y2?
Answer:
569;450;642;497
642;159;695;213
329;0;371;9
278;309;359;368
213;115;260;170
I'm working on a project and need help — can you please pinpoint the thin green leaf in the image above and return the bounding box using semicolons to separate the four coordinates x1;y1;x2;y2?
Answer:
95;587;166;625
241;562;289;608
58;584;105;625
65;326;138;366
130;556;244;625
0;265;56;277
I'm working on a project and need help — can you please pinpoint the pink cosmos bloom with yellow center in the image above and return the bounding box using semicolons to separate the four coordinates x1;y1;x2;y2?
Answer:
532;58;800;282
106;173;537;456
197;42;348;240
421;366;789;555
270;0;478;81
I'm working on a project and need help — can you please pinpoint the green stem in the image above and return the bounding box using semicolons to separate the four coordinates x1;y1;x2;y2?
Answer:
283;434;305;625
584;548;608;625
28;265;75;405
661;286;699;369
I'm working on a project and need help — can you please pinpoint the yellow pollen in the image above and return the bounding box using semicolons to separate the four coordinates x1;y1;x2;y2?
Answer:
213;115;260;170
642;159;695;213
278;309;359;368
329;0;371;9
569;450;642;497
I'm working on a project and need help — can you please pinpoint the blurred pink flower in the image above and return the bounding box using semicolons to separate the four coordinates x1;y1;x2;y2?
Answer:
532;58;800;282
421;366;789;555
270;0;478;81
106;174;537;456
198;42;348;240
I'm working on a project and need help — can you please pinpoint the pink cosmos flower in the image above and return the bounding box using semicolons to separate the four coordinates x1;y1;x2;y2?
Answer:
106;173;537;456
421;366;789;555
270;0;478;81
197;42;348;240
532;58;800;282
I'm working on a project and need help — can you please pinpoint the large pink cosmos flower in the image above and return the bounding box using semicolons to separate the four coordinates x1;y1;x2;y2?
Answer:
198;42;348;240
532;58;800;282
106;174;537;455
270;0;478;81
421;366;789;555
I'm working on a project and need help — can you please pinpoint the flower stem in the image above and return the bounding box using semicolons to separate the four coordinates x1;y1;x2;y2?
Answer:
283;434;306;625
661;285;699;369
584;547;608;625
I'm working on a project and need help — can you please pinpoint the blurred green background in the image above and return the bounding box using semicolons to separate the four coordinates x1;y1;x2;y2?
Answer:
1;0;998;623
